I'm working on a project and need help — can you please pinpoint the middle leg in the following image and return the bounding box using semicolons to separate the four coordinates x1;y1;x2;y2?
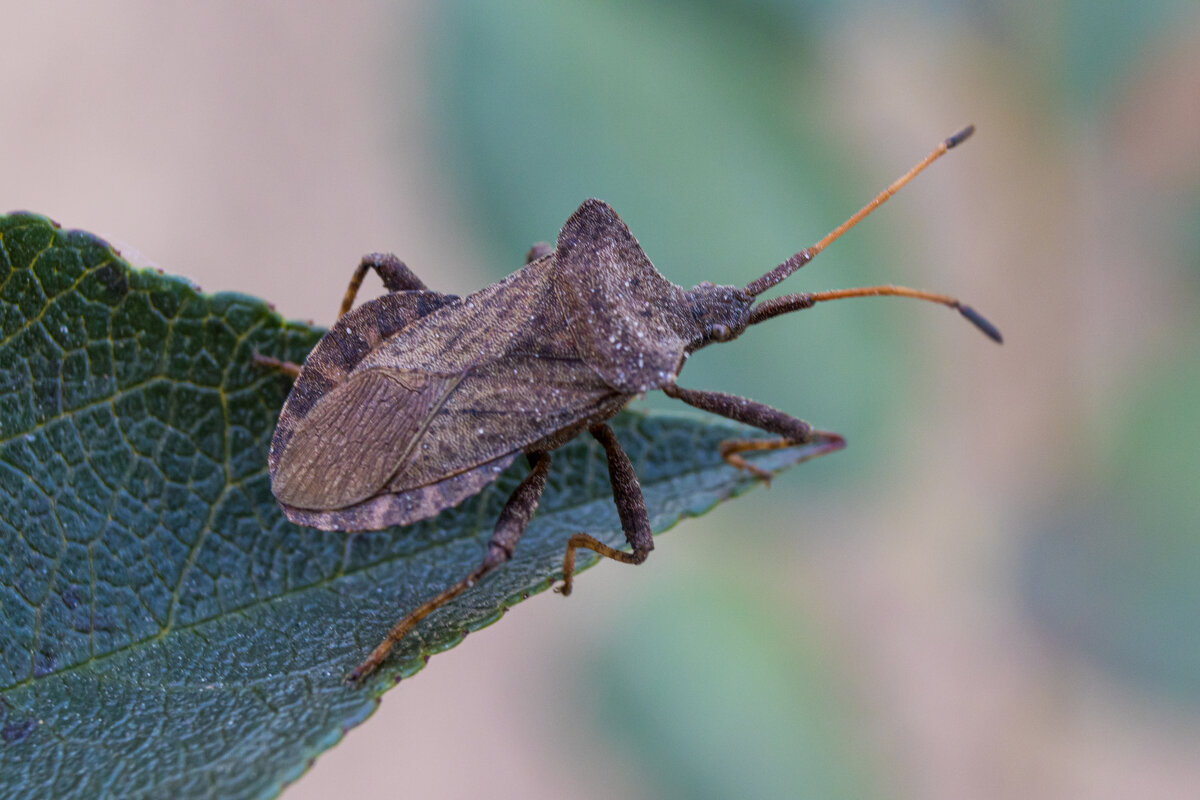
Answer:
556;423;654;597
525;241;553;264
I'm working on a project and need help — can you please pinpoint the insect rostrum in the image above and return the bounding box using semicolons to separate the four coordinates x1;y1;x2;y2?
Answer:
264;125;1000;683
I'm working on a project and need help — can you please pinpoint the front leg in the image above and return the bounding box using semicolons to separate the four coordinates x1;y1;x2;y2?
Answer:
556;423;654;597
339;253;430;317
662;383;845;482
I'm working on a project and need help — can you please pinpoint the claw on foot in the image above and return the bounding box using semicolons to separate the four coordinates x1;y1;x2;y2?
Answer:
719;440;776;484
344;641;392;686
719;433;846;482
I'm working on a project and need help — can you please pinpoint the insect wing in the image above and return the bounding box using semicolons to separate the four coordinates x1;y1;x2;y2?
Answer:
393;349;624;490
272;367;449;511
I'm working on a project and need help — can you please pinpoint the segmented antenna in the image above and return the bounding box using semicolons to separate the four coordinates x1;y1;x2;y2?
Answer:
744;125;975;297
747;285;1002;343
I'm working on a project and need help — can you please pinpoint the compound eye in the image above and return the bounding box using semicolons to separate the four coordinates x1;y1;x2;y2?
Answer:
709;323;730;341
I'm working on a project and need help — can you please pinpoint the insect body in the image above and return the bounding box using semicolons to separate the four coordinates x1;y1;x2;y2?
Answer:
264;126;1000;683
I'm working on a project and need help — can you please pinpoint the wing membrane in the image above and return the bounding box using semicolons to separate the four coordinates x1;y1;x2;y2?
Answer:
273;367;448;510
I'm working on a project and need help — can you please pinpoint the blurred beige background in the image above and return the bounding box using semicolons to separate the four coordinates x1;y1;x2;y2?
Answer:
4;1;1200;798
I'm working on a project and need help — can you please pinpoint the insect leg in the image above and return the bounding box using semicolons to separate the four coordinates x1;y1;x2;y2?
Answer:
662;383;845;483
346;450;552;684
556;423;654;597
251;352;301;378
339;253;431;317
525;242;553;263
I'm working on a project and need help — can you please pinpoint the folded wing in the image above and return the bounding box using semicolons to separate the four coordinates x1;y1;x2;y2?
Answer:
272;367;449;511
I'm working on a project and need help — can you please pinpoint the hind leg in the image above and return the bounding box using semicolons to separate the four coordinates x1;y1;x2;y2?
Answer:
556;423;654;597
251;352;301;378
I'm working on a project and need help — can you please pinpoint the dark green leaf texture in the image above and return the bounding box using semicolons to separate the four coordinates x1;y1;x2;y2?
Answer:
0;212;834;799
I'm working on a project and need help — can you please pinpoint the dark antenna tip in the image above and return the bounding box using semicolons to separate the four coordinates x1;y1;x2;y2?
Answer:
945;124;976;149
958;304;1003;344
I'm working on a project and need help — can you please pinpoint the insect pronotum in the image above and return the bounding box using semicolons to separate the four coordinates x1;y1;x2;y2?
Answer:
260;125;999;683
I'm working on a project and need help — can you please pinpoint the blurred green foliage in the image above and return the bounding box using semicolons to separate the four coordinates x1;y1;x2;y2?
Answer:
1060;0;1193;113
1024;344;1200;700
588;571;875;800
428;0;1200;795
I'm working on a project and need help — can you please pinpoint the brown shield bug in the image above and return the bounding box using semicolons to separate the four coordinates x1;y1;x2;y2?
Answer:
261;125;1000;683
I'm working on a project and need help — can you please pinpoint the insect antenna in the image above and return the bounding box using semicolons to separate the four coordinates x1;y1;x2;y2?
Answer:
740;124;999;343
747;285;1003;343
744;125;975;297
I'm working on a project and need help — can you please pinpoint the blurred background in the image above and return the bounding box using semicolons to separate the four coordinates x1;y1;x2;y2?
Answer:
4;1;1199;797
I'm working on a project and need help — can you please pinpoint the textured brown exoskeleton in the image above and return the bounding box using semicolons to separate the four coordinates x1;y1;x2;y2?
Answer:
263;126;1001;683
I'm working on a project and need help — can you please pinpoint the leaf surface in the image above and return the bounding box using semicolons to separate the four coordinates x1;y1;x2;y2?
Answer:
0;213;834;799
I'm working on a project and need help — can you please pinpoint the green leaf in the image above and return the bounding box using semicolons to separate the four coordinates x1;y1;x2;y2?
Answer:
0;213;836;799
